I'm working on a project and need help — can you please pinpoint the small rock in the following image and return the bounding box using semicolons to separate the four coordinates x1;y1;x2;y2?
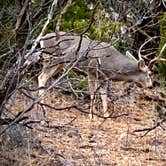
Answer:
66;128;78;137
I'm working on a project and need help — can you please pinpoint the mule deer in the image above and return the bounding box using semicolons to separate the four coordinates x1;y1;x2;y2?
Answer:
38;32;152;118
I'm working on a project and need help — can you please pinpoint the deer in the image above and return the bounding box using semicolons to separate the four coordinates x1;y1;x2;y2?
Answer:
37;31;153;118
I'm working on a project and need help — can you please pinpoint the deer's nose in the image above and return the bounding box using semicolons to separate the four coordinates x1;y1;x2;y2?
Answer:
146;80;153;88
145;81;153;89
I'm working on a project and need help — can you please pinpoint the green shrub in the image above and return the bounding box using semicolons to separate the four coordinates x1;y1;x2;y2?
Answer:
157;12;166;80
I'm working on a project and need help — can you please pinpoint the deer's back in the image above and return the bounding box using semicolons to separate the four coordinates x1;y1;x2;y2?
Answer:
41;32;139;79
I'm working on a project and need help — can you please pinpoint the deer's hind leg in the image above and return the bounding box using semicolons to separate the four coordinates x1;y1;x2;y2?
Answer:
38;64;64;97
36;64;64;122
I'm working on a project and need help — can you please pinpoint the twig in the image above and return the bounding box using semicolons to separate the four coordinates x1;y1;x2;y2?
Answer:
55;0;72;31
76;1;99;53
0;50;14;58
66;75;79;98
133;118;166;137
0;99;39;135
32;0;47;20
48;117;77;128
15;0;29;31
141;93;166;102
24;0;58;62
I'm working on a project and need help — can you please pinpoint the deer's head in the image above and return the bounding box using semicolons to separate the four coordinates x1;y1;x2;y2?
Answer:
125;51;152;88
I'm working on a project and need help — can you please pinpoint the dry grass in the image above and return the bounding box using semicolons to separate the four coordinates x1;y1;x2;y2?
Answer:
1;82;166;166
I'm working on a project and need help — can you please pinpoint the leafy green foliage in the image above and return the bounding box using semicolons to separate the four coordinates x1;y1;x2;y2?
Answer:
0;0;19;52
61;1;122;42
61;1;90;33
68;71;79;78
79;77;88;90
157;12;166;80
59;2;122;91
68;71;88;90
57;1;123;91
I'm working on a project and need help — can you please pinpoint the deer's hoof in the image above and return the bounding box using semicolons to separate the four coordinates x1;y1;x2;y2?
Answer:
103;111;110;118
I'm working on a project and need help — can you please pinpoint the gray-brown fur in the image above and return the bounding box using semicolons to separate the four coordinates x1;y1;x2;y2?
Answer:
38;32;152;118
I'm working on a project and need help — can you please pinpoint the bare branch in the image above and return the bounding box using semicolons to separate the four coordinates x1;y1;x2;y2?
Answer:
15;0;29;32
133;118;166;137
55;0;72;32
76;1;99;53
24;0;58;62
162;0;166;9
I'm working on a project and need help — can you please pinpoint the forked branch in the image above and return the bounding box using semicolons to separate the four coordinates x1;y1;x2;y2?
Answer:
55;0;72;31
24;0;58;61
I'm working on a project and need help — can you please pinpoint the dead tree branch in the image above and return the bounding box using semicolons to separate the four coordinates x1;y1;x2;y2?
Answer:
24;0;58;64
133;118;166;137
76;1;99;53
15;0;29;31
55;0;72;31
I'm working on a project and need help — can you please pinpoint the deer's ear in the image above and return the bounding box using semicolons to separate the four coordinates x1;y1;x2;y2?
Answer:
138;59;146;71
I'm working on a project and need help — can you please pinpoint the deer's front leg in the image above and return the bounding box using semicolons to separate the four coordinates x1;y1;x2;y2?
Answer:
99;80;110;117
88;72;98;119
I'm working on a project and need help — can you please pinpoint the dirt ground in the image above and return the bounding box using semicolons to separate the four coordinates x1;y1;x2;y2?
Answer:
0;82;166;166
